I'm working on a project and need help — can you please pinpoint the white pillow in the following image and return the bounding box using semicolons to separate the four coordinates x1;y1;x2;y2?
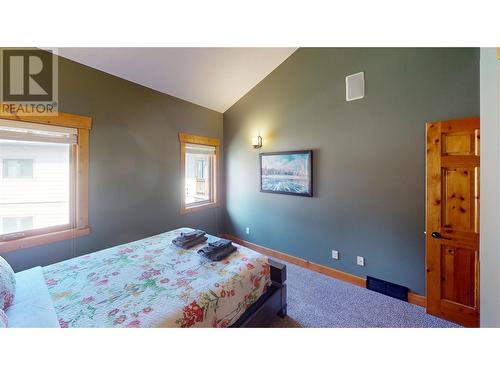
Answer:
0;309;7;328
0;256;16;310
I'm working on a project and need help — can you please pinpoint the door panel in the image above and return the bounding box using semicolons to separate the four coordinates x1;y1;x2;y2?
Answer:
426;117;480;327
440;245;478;307
441;167;478;232
442;132;478;156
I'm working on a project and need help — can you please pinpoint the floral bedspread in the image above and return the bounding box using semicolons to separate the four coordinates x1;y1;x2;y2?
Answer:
42;228;271;328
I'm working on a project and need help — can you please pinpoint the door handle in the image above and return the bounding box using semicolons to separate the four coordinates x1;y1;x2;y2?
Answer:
431;232;441;239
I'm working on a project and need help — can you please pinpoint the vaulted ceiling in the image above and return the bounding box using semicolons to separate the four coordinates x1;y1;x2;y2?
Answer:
54;48;297;112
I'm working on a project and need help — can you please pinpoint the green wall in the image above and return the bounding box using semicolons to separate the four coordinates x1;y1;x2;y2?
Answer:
3;52;223;272
223;48;479;295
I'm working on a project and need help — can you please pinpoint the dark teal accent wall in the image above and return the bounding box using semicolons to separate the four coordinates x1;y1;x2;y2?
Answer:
223;48;479;294
3;52;223;272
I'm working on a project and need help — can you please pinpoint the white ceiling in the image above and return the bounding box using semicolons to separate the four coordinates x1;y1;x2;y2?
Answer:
54;48;297;113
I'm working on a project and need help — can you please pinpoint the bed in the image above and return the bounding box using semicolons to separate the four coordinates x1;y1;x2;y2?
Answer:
5;228;287;328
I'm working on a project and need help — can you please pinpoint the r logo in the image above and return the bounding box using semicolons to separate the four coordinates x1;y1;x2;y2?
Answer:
1;48;57;102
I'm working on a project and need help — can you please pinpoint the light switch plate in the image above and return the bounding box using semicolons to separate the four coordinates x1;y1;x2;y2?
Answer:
331;250;339;260
356;256;365;266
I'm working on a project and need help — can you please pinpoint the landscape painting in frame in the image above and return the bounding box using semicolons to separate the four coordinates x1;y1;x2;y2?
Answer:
260;150;313;197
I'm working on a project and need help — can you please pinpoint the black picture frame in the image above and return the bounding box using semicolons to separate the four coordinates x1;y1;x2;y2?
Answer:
260;150;313;197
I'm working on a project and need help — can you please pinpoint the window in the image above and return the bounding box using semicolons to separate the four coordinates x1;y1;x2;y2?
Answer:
179;133;220;213
2;159;34;178
0;113;92;252
0;139;70;235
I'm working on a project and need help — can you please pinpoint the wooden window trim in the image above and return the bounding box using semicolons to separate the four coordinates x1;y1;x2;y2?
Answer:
179;132;220;215
0;228;90;254
0;110;92;253
0;104;92;129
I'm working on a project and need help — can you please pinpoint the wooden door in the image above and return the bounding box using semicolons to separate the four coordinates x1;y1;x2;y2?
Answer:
426;118;480;327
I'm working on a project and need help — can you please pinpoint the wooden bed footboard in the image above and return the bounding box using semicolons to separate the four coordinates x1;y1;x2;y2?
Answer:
231;259;287;327
270;259;287;317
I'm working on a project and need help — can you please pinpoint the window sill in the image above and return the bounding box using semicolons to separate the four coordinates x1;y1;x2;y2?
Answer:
180;202;219;215
0;227;91;254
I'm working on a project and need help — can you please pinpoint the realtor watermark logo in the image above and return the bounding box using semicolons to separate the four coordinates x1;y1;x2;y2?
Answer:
0;48;58;116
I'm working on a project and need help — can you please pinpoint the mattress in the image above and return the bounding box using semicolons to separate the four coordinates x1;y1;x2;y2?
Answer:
38;228;271;328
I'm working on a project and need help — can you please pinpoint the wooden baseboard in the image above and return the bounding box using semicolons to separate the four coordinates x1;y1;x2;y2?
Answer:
407;292;426;307
221;233;426;308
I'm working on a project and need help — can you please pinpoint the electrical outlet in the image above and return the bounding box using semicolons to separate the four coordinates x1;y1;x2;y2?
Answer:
331;250;339;260
356;256;365;267
245;227;250;235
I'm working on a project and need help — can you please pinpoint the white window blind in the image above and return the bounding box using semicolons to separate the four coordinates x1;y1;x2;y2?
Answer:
0;119;77;144
185;143;216;155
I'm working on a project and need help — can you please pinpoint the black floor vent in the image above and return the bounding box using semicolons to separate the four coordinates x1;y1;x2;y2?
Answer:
366;276;408;302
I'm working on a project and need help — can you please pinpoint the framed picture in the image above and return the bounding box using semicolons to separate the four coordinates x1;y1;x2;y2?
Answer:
260;150;313;197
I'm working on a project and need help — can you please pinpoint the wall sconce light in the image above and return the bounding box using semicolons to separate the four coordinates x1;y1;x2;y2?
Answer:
251;134;262;149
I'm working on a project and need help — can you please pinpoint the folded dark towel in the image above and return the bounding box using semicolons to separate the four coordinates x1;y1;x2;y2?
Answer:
180;229;205;240
172;229;206;247
173;230;206;244
173;235;207;249
198;244;237;261
208;239;232;249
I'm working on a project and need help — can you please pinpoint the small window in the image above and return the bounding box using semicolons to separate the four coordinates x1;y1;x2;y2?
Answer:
179;133;220;214
2;159;34;178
